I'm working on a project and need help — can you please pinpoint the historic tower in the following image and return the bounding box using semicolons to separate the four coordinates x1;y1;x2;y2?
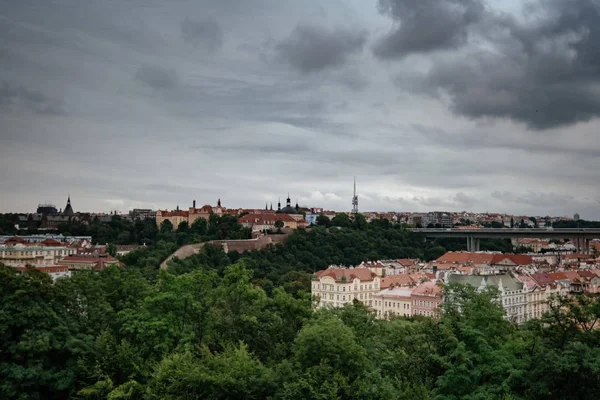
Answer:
352;176;359;214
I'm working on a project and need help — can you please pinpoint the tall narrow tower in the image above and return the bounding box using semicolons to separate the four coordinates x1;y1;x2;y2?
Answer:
352;176;359;213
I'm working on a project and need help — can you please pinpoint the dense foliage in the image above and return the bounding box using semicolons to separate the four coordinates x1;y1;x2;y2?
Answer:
2;259;600;399
3;214;600;398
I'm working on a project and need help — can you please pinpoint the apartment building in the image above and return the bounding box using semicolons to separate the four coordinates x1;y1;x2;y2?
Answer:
448;274;526;324
373;287;413;319
0;240;77;267
311;267;381;309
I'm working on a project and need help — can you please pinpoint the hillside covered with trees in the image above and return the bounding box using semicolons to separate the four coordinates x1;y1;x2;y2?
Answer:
2;259;600;399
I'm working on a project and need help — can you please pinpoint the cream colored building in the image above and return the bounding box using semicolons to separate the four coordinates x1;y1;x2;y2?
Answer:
312;267;381;309
0;243;77;267
373;287;413;319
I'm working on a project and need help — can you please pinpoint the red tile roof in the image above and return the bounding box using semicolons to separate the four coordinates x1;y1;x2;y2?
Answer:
316;267;377;282
40;238;63;247
381;274;415;289
435;252;495;264
4;236;28;245
490;254;533;265
412;282;443;296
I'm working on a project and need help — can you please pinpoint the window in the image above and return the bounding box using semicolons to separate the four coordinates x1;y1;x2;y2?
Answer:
337;295;339;300
369;284;372;289
343;286;346;292
343;295;346;301
360;285;363;290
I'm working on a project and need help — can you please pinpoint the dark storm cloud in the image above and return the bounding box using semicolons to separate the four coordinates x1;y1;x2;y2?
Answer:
0;82;65;115
382;0;600;129
134;65;179;91
373;0;484;58
276;24;367;73
181;18;223;50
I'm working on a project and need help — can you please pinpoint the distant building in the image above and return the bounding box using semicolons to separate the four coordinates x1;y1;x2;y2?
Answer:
36;204;57;215
116;244;147;257
155;207;189;229
574;213;580;221
129;209;156;220
238;213;306;232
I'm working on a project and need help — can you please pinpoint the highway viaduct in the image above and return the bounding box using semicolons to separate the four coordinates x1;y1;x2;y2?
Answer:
412;228;600;253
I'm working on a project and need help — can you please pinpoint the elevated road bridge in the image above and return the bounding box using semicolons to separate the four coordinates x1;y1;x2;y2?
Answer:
412;228;600;253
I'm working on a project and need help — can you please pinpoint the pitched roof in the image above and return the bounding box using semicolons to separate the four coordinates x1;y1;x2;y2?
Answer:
316;267;377;282
380;274;415;289
491;254;533;265
435;252;495;264
40;238;62;246
412;282;443;296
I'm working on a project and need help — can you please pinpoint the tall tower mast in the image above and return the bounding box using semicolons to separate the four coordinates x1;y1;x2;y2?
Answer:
352;176;359;213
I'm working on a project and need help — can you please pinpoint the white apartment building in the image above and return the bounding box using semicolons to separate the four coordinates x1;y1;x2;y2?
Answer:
312;266;381;309
373;287;413;319
448;274;527;324
0;243;77;267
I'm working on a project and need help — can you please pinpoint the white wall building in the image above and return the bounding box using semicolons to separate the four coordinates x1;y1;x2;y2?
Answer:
312;266;381;309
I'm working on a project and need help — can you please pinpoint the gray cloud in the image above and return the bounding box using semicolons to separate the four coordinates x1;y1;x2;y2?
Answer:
388;0;600;129
1;0;600;218
276;24;367;73
181;17;223;51
374;0;484;59
134;65;179;91
0;82;65;115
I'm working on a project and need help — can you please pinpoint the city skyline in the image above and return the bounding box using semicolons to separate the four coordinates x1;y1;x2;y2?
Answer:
2;0;600;217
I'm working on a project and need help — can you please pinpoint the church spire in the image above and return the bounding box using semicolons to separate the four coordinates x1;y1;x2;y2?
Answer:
270;202;273;211
277;198;281;211
286;193;291;207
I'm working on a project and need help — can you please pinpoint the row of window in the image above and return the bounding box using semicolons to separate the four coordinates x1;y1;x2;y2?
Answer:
322;293;375;301
312;283;379;291
413;300;438;308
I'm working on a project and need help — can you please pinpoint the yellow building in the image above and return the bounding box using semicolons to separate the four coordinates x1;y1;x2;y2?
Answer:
312;267;381;309
155;209;189;228
373;287;413;319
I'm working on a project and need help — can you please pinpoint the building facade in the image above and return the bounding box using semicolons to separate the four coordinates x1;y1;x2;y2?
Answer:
0;241;77;267
411;282;444;318
373;287;413;319
312;267;381;309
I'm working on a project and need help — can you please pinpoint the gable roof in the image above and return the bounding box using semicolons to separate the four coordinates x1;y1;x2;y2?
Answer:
316;267;377;282
491;254;533;265
412;282;443;296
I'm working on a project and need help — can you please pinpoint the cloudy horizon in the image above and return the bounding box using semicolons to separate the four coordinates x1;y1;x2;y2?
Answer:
1;0;600;218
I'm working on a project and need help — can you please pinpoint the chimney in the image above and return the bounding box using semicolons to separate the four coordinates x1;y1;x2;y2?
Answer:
193;200;196;209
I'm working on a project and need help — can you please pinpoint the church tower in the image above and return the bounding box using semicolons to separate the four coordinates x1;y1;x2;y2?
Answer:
63;195;74;216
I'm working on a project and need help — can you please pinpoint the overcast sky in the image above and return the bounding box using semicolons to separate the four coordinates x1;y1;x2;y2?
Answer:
1;0;599;218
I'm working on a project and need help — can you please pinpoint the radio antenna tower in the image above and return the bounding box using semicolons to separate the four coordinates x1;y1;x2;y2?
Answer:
352;176;359;213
